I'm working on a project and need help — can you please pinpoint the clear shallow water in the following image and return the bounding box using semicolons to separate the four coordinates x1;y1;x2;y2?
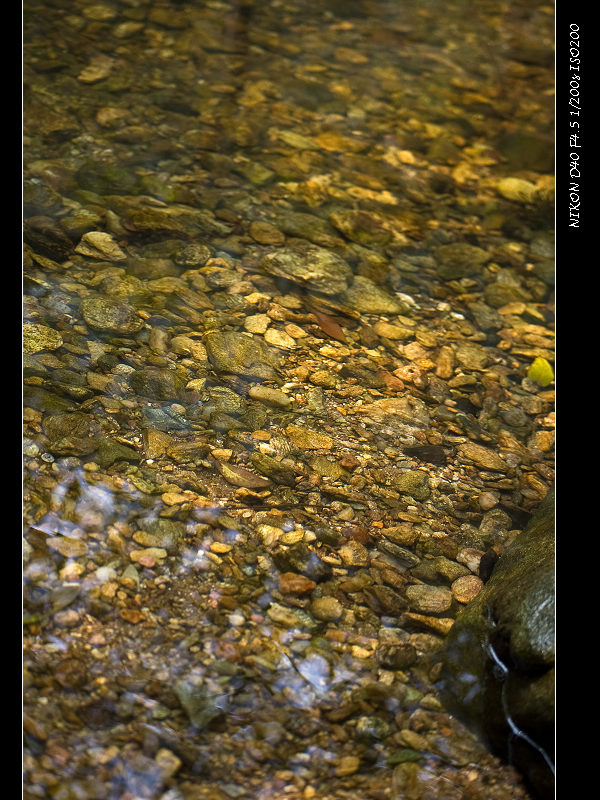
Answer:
23;2;554;798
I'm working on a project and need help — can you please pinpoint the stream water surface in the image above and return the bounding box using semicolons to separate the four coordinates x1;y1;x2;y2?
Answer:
23;2;555;798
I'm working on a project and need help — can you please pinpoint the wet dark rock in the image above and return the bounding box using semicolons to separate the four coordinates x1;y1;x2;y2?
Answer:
308;454;349;481
114;199;231;240
24;100;79;141
78;699;120;730
211;291;250;311
339;360;386;389
23;385;75;414
391;470;431;501
438;487;555;799
23;354;48;377
209;412;246;432
529;232;554;260
313;525;343;546
203;268;240;290
248;385;292;410
24;216;74;261
136;518;186;554
478;508;513;546
341;151;407;190
23;179;66;217
54;658;88;690
272;543;333;583
76;161;141;195
375;643;417;670
411;556;469;585
355;715;390;742
478;547;501;583
174;243;212;268
434;242;490;280
426;136;462;164
232;158;276;186
376;540;420;569
361;395;431;431
47;368;93;401
507;34;554;68
59;207;104;240
40;290;77;320
23;269;52;299
405;584;453;614
43;412;99;455
238;402;269;430
120;206;191;238
250;452;297;486
126;256;181;280
117;751;168;798
282;77;338;110
99;274;151;306
129;368;187;401
368;585;408;616
484;278;531;308
497;131;554;173
355;250;392;285
205;386;246;416
531;259;554;287
311;595;343;621
466;300;503;331
140;406;190;431
133;238;186;260
94;437;141;468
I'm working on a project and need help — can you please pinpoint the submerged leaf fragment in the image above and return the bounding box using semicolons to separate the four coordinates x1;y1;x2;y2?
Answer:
311;309;347;342
215;460;272;489
527;357;554;386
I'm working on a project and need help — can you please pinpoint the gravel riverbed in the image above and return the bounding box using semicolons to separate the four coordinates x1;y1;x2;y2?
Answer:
23;1;554;798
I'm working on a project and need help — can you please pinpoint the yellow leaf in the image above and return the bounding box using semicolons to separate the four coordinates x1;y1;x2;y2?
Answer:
527;357;554;386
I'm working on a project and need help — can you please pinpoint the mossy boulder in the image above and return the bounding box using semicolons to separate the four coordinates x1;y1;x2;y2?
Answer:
437;487;555;799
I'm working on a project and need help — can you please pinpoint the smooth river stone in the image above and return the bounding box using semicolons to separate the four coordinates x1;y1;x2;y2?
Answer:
359;396;430;429
23;323;63;354
204;331;282;381
273;211;343;248
285;425;333;450
328;209;393;246
406;584;453;614
74;231;127;261
457;443;508;472
434;242;491;280
260;242;352;295
340;275;406;315
81;297;143;334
